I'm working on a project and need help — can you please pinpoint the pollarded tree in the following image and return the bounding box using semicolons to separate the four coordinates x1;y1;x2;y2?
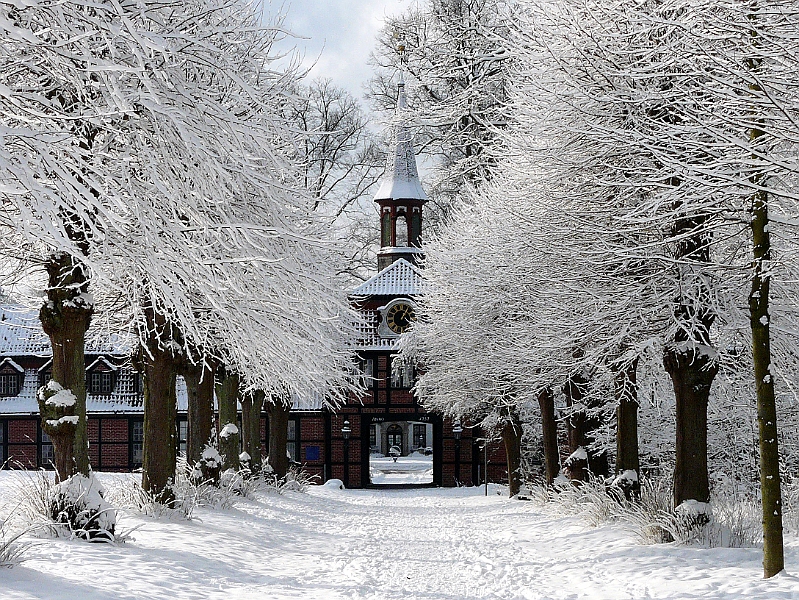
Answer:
644;0;799;576
0;0;161;479
502;0;739;509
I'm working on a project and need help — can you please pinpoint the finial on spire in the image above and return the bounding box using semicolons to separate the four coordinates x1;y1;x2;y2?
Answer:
395;34;407;85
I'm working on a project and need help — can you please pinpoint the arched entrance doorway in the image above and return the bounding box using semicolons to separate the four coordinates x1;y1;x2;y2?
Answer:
386;424;403;453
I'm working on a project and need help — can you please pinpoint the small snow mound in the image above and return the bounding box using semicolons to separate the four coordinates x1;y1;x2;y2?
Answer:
45;389;77;407
324;479;345;490
46;415;79;427
554;473;570;486
50;474;116;541
612;469;638;486
220;423;239;439
239;451;251;462
676;499;712;519
568;447;588;461
201;446;222;466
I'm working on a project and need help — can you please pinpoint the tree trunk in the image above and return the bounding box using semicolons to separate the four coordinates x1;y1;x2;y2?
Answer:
246;391;265;473
748;114;784;576
663;184;717;509
537;387;559;486
39;252;92;478
267;401;291;479
564;372;589;482
142;341;178;505
501;412;523;497
240;392;252;468
664;347;716;507
183;361;215;466
37;383;78;483
215;369;240;472
614;358;640;499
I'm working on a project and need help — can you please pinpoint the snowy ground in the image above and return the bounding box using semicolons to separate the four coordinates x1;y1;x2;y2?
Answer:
0;472;798;599
369;454;433;485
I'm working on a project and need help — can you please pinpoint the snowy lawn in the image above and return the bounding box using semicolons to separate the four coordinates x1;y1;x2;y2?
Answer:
0;472;798;599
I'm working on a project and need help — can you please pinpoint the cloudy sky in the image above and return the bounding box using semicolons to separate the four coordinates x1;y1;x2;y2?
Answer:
280;0;408;101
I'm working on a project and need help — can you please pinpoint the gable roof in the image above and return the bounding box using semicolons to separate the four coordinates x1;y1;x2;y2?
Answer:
350;258;426;298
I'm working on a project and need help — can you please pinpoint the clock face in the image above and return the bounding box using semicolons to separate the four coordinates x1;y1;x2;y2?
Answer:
386;302;415;334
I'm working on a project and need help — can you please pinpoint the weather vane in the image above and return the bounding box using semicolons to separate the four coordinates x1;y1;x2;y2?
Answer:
394;33;408;82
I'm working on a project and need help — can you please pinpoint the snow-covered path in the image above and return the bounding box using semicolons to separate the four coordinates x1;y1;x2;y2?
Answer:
1;476;798;599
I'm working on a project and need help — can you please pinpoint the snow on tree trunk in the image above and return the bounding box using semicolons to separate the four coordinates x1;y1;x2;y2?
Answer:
750;182;783;577
216;369;240;472
240;392;252;470
537;387;559;486
39;252;92;478
663;204;717;508
664;344;716;508
614;358;640;500
183;362;215;467
747;55;784;574
563;371;589;482
37;383;78;482
267;400;291;479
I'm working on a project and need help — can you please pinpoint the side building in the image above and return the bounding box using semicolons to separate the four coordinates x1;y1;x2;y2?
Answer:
0;306;325;476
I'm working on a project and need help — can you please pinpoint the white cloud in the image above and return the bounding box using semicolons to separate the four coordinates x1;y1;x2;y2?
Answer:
280;0;408;100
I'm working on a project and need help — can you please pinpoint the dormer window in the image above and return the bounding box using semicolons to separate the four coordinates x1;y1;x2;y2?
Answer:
38;359;52;390
90;371;114;394
0;358;24;397
86;356;118;395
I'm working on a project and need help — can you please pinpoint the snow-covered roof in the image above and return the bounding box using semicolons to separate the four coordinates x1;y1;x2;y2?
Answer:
0;305;322;413
374;82;428;203
351;258;426;298
0;369;192;415
0;305;132;356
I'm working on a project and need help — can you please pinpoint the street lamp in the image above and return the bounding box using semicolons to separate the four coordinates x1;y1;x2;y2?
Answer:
342;420;351;487
453;421;463;485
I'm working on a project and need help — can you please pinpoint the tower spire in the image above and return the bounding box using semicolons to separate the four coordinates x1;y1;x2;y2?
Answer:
374;41;428;271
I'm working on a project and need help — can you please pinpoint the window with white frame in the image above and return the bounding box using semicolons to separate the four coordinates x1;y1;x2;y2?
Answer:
40;427;54;468
0;373;20;396
391;362;414;389
89;371;114;394
178;420;188;456
131;420;144;466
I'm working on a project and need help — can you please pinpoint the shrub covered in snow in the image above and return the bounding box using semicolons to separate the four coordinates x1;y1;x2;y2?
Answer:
48;474;116;541
17;471;116;542
535;473;761;549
